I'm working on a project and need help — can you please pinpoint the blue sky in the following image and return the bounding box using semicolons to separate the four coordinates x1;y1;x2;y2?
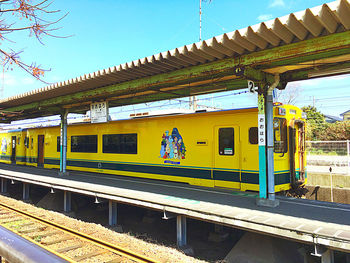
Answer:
2;0;350;118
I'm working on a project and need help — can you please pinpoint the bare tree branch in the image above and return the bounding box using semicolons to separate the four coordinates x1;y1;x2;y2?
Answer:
0;0;68;84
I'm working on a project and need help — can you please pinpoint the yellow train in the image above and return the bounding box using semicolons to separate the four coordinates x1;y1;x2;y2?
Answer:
0;104;306;192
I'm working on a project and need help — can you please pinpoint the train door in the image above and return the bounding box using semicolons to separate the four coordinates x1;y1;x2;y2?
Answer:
11;136;16;164
295;121;306;181
37;135;45;167
213;126;241;189
289;120;306;185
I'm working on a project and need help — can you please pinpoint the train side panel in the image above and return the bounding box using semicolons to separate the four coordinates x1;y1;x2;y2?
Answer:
0;105;305;193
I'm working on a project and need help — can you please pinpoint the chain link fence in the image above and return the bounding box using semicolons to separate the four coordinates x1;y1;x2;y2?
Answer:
306;140;350;175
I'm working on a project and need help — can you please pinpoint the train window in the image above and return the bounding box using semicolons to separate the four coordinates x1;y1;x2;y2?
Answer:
57;136;60;152
103;134;137;154
71;135;97;153
219;128;234;155
273;118;287;153
249;127;258;144
31;138;33;149
24;137;29;148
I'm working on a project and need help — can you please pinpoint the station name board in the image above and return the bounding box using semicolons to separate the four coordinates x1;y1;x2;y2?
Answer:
90;101;109;123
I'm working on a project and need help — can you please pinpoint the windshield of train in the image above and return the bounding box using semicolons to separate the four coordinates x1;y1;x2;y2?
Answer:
273;118;287;153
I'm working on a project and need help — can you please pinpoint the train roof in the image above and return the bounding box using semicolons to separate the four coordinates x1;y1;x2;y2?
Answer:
0;104;301;131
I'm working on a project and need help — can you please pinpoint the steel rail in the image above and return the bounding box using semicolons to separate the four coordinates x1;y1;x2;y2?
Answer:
0;203;159;263
0;225;69;263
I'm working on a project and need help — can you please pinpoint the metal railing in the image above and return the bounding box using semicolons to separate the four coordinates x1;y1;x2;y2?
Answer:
306;140;350;175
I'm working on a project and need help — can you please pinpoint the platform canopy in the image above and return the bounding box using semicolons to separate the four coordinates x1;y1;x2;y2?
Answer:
0;0;350;121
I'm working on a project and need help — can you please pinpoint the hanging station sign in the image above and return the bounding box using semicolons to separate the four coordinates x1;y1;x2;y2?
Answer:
90;101;109;123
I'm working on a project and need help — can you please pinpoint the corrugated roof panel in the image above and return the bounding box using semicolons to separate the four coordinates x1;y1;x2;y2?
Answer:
209;38;235;57
271;18;295;43
232;30;256;51
336;0;350;29
314;5;338;33
302;9;325;36
246;26;269;49
255;23;281;46
220;34;245;54
284;13;309;40
1;0;350;107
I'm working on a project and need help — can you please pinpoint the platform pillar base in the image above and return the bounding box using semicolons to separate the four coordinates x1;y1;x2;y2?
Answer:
64;191;71;213
256;197;279;208
22;183;29;201
109;200;118;226
58;172;69;176
1;178;7;193
321;249;334;263
177;215;187;248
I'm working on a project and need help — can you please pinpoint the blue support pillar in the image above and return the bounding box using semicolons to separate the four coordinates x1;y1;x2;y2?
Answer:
64;191;71;213
1;178;7;193
109;200;117;226
23;183;29;201
176;215;187;247
59;109;69;176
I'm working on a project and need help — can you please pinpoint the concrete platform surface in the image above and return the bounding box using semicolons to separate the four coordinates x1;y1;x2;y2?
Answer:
0;163;350;252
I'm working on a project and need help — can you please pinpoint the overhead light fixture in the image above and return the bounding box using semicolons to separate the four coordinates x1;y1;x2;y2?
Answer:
11;180;14;184
50;188;55;194
308;67;350;78
162;210;169;220
94;195;100;204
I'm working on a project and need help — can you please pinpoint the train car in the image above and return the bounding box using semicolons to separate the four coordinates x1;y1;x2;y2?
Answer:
0;104;306;192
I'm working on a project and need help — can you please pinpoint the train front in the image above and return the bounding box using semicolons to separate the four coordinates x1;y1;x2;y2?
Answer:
273;104;307;194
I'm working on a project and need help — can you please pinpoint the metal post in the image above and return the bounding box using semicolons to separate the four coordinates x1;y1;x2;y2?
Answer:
22;183;29;201
266;92;275;201
347;139;350;176
63;191;71;213
321;249;334;263
1;178;7;193
329;167;333;202
176;215;187;247
346;253;350;263
257;76;280;207
59;109;69;175
109;200;117;226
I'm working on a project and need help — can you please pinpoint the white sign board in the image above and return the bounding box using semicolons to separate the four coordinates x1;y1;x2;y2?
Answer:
90;101;109;123
258;114;266;146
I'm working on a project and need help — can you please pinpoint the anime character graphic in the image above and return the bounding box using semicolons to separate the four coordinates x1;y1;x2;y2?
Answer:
160;128;186;160
1;138;7;153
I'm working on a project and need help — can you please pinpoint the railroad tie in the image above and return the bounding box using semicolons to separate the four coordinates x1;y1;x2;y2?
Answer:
37;231;61;237
56;244;83;254
73;250;108;262
18;226;46;234
105;257;123;263
41;236;74;245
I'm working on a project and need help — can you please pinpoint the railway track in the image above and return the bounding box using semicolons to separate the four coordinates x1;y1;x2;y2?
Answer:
0;203;159;263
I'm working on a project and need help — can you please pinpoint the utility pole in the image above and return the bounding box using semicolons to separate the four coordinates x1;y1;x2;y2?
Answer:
189;0;205;111
199;0;202;42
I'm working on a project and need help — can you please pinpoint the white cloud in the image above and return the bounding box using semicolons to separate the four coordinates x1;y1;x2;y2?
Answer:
269;0;286;8
1;73;17;86
258;14;273;21
21;77;35;85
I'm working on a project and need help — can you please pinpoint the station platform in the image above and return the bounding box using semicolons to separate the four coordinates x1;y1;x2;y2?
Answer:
0;163;349;253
